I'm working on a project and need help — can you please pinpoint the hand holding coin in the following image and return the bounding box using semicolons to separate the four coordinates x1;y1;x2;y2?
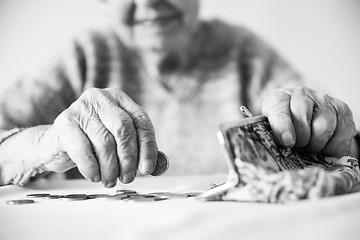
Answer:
40;88;162;187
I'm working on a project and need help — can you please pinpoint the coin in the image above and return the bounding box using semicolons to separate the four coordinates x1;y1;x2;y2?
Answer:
138;193;156;198
95;194;126;201
116;189;137;194
113;192;130;198
43;195;64;200
126;195;156;202
128;197;157;202
153;197;167;201
186;192;202;197
26;193;50;198
87;194;110;199
149;192;189;199
112;194;129;200
151;151;169;176
7;199;36;205
62;194;88;201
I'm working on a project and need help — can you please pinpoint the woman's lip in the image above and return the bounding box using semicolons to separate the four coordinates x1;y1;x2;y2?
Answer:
133;13;181;25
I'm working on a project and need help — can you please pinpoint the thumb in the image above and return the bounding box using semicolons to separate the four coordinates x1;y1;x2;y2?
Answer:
262;89;295;147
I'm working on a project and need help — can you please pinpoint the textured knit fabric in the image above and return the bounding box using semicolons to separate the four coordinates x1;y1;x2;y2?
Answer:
0;19;302;175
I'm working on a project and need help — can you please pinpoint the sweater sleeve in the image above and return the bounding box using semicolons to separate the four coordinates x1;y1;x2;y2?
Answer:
0;36;87;133
236;28;303;115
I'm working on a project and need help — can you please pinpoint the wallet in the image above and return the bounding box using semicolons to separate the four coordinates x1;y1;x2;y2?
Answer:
198;107;360;203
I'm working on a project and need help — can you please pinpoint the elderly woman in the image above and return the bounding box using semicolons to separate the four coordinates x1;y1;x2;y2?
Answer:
0;0;358;188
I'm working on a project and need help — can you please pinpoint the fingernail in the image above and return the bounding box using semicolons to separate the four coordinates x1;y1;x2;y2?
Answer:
93;175;101;183
282;131;295;147
141;161;153;174
122;171;136;184
105;182;116;188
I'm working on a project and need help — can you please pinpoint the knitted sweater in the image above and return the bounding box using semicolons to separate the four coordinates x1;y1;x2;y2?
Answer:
0;19;302;175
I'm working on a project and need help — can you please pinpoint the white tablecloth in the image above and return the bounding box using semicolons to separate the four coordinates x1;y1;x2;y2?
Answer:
1;174;359;240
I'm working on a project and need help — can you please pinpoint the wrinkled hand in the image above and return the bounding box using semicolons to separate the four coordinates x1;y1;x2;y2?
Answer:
262;87;358;158
40;88;158;187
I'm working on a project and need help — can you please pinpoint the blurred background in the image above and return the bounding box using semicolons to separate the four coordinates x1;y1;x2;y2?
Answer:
0;0;359;116
201;0;360;117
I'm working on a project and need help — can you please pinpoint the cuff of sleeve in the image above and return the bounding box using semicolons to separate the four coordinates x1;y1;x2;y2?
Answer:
0;128;25;145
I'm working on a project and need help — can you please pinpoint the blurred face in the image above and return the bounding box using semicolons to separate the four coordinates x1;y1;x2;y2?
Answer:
104;0;200;52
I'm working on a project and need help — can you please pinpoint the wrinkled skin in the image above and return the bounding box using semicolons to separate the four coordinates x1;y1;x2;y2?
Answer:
40;88;158;187
38;86;357;188
2;1;358;188
262;87;358;158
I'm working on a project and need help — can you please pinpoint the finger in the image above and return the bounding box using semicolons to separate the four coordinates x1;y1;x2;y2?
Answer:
58;124;100;183
305;93;337;154
262;89;295;147
323;98;357;157
82;116;119;188
110;89;158;175
98;104;139;184
289;88;314;148
132;111;158;175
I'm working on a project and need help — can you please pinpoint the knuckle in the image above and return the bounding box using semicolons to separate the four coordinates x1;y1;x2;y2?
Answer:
315;118;335;139
80;88;111;109
293;86;309;95
81;88;108;105
323;93;332;103
119;154;137;165
269;88;288;97
71;149;96;161
100;133;117;151
321;94;347;115
337;100;351;115
80;160;99;174
54;109;78;126
328;98;356;134
321;127;334;140
113;118;136;141
57;101;96;128
132;111;153;129
139;136;157;149
263;90;292;116
276;111;291;120
104;87;121;95
117;131;134;145
118;153;138;170
82;87;102;98
321;94;336;109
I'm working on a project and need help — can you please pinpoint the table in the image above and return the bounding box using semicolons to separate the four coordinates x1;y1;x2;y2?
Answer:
1;174;360;240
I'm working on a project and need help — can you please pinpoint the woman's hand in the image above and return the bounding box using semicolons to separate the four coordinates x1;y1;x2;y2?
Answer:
262;87;358;158
40;88;158;187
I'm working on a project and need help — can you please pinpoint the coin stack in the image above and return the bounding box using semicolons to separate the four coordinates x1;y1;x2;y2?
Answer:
6;151;181;205
6;189;202;205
